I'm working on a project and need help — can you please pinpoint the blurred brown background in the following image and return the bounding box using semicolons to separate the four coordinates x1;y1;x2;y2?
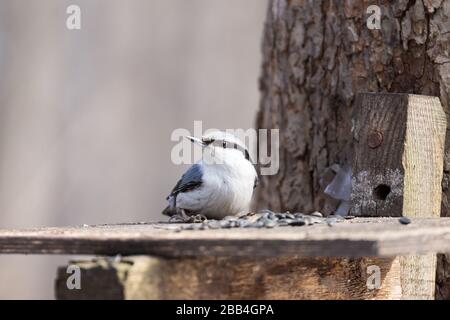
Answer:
0;0;267;299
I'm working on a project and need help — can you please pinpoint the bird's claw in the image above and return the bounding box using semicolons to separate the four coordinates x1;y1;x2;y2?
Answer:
168;215;188;223
168;212;207;223
187;214;207;223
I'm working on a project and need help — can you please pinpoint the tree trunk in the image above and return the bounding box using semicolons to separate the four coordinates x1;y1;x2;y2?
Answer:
256;0;450;299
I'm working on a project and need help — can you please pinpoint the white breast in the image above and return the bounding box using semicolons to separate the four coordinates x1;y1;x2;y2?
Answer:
176;151;257;219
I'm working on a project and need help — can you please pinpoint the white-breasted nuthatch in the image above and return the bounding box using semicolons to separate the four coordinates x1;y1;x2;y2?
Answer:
162;131;258;220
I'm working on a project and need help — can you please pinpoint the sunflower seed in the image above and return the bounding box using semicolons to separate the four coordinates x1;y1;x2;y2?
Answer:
261;212;271;219
286;213;295;219
232;220;241;228
238;220;250;227
208;221;221;229
308;217;323;224
326;218;337;227
399;217;411;225
277;220;289;226
265;220;277;228
220;220;231;228
252;221;265;228
289;219;306;226
269;212;277;220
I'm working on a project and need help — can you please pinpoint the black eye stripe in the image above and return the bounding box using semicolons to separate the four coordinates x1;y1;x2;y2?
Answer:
202;138;214;145
202;139;249;160
210;139;250;160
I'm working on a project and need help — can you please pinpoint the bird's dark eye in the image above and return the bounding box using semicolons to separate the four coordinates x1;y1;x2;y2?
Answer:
203;138;214;145
222;141;227;148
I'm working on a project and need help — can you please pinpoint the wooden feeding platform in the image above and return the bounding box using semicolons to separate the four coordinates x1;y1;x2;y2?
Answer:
0;93;449;300
1;218;450;258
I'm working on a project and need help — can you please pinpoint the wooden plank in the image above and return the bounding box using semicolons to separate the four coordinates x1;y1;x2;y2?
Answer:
401;95;446;299
351;93;447;299
351;93;446;218
1;218;450;257
352;93;408;217
55;256;402;300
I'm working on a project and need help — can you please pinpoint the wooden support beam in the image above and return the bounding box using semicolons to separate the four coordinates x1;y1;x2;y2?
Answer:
351;93;447;299
56;256;403;300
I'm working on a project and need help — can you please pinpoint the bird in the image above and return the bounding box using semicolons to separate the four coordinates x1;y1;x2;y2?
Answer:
162;131;258;220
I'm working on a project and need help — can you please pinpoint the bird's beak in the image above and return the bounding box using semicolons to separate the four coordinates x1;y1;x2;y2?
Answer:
185;136;205;147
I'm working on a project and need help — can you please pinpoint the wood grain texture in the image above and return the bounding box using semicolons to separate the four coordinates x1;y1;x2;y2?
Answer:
351;93;446;218
352;93;408;217
55;256;403;300
352;93;447;299
401;94;447;299
403;94;446;218
1;218;450;258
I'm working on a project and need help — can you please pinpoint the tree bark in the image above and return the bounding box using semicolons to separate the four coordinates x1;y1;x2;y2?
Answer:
256;0;450;299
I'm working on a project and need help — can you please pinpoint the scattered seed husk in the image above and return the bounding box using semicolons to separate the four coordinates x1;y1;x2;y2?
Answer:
220;220;231;228
277;220;289;226
166;210;347;231
264;220;277;228
289;219;306;226
399;217;411;225
286;213;295;219
326;218;337;227
252;221;265;228
208;221;221;229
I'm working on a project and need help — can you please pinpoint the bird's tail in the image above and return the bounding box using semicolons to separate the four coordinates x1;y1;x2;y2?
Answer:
162;205;177;217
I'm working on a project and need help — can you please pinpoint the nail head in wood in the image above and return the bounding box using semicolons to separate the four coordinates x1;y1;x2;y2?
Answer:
368;130;383;148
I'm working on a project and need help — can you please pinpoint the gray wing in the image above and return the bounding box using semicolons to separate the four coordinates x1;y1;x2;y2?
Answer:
167;163;203;199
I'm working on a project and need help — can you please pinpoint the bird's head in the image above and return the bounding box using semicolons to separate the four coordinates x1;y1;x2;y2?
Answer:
185;131;251;163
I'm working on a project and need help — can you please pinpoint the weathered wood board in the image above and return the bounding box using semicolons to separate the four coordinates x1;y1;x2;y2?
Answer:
351;93;448;299
352;93;447;218
55;256;403;300
1;218;450;258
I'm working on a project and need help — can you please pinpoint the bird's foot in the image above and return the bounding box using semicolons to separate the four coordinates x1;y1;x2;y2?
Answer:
238;211;256;218
187;214;208;223
168;214;188;223
168;210;207;224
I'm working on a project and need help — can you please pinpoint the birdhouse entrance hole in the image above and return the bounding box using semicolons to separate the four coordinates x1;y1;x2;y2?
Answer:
373;184;391;200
